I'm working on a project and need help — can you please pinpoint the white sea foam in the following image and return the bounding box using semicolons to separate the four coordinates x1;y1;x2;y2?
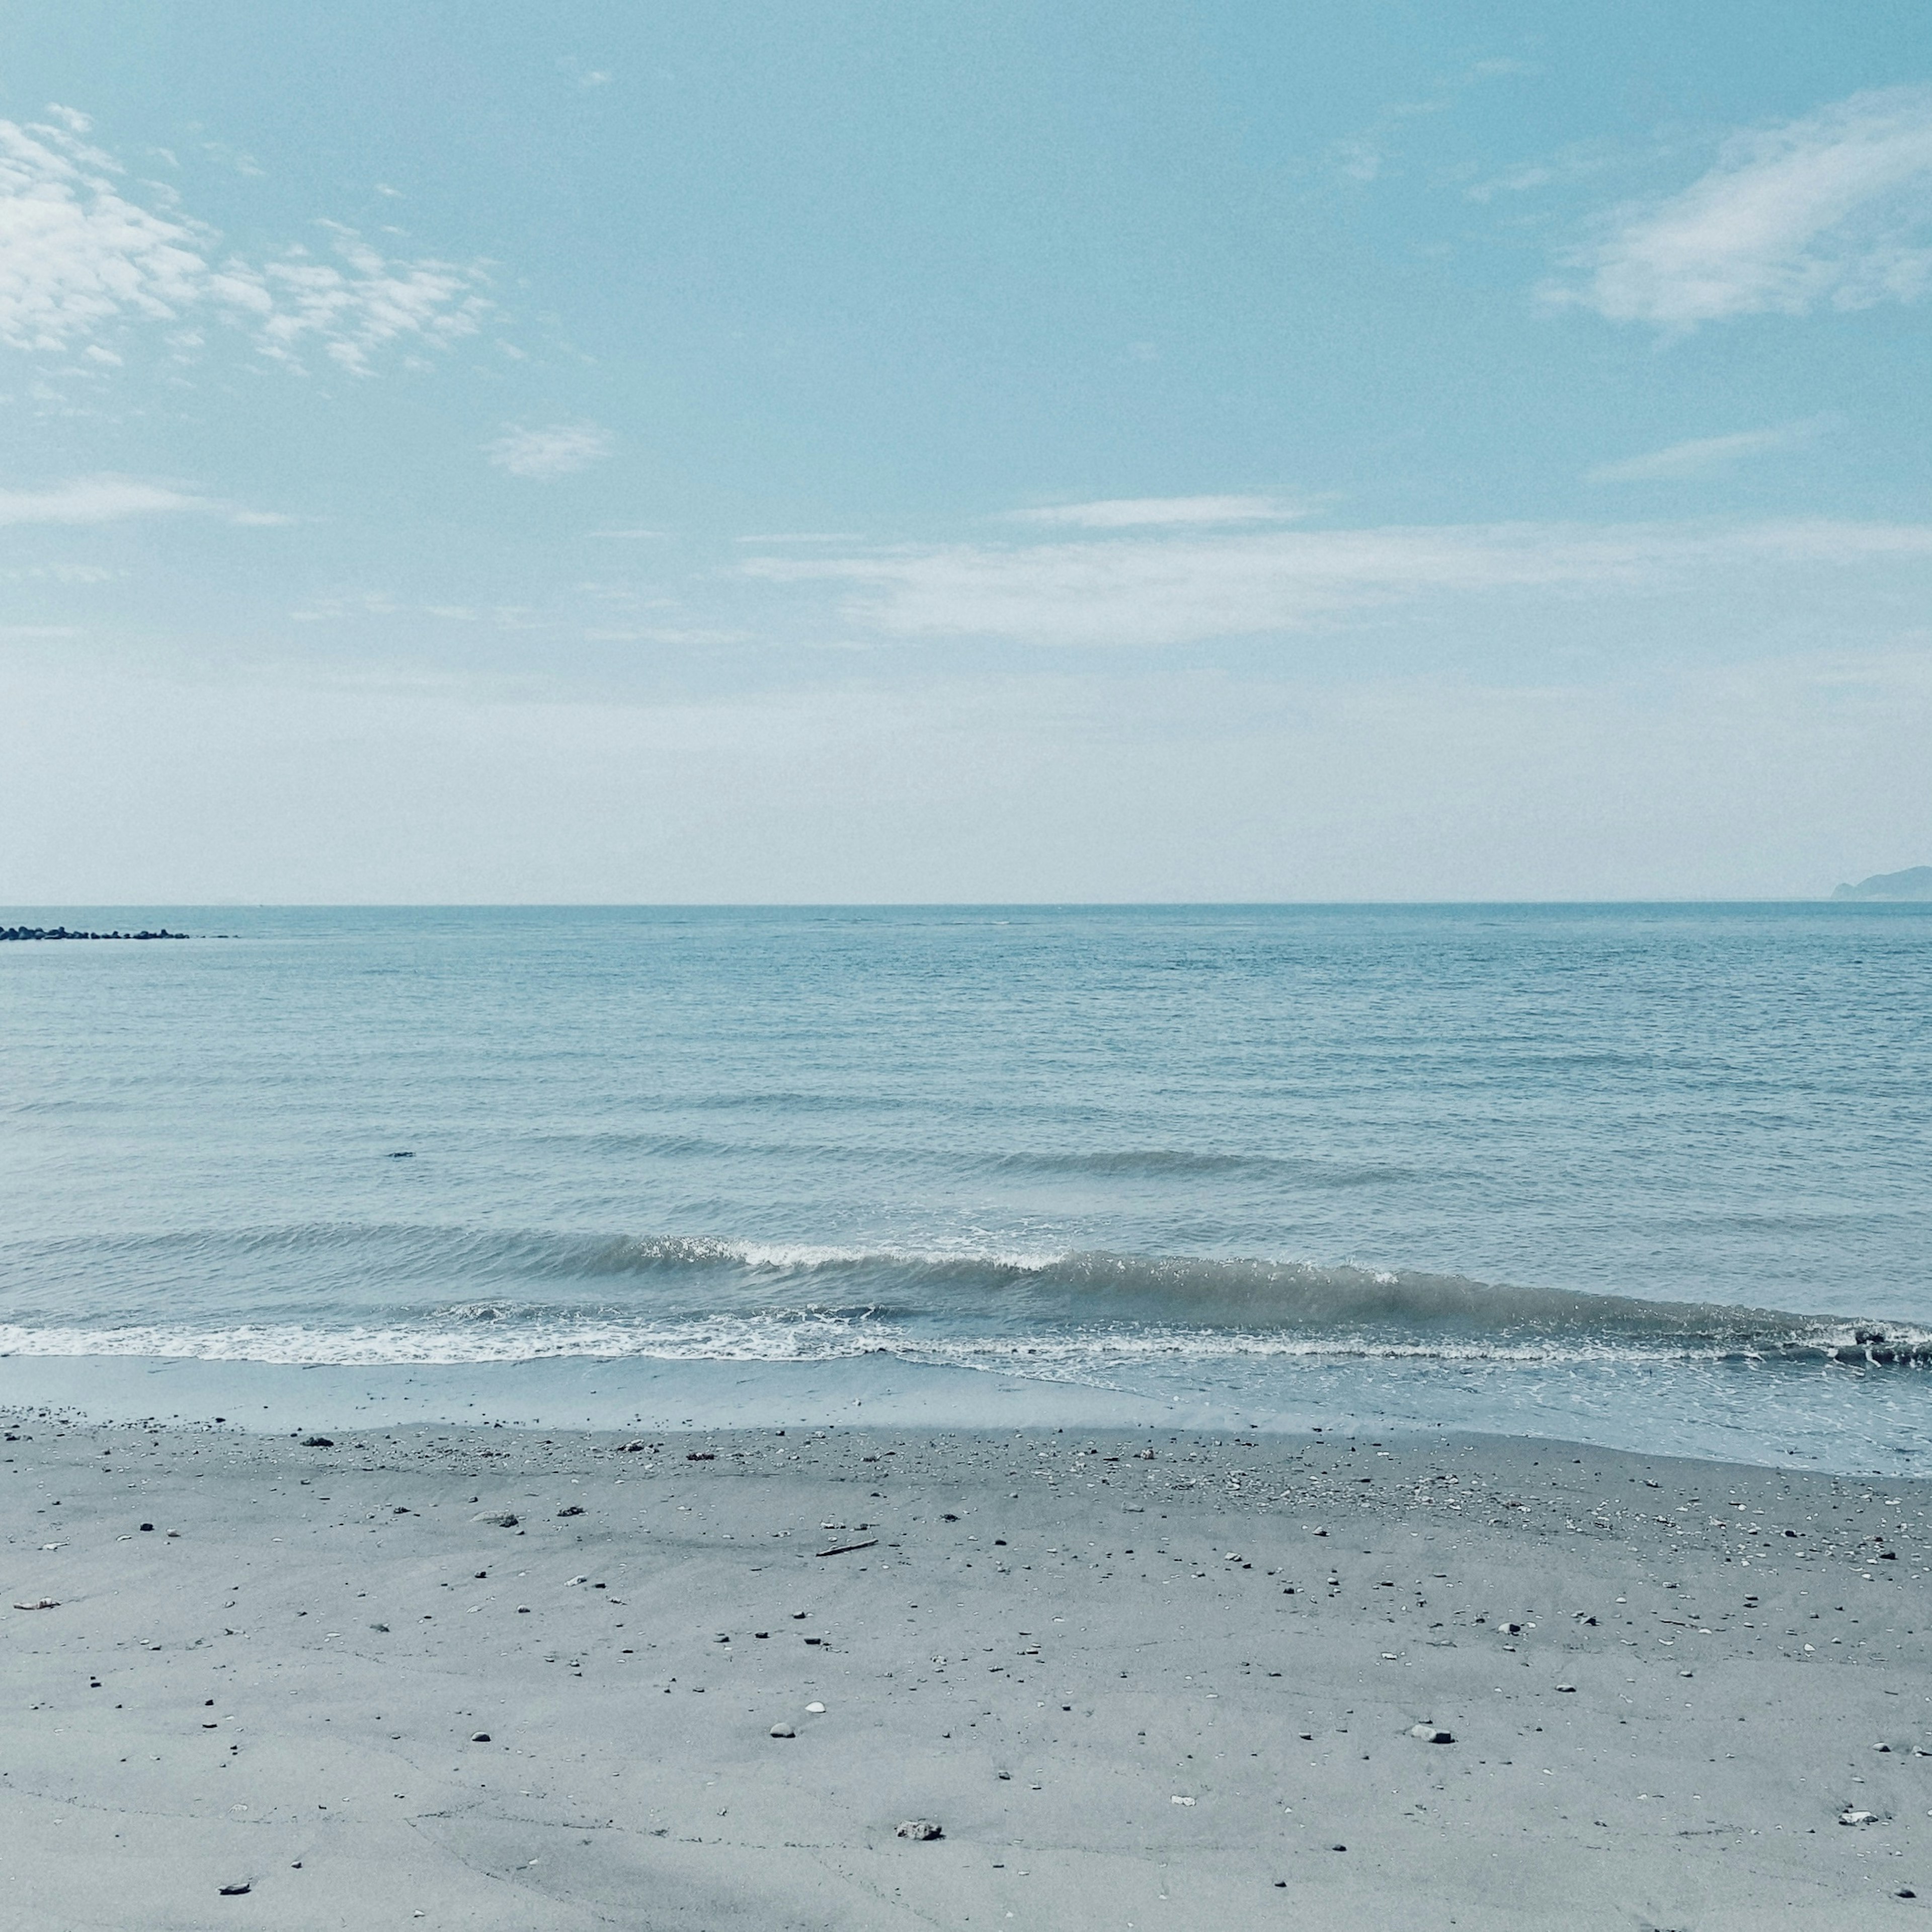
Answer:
0;1308;1920;1371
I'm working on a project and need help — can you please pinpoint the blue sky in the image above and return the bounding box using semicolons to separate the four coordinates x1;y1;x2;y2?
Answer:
2;2;1928;900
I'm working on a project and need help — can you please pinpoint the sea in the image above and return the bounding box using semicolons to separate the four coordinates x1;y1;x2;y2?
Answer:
3;904;1928;1473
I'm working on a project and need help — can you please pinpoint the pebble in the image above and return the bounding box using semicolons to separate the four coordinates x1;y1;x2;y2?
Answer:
475;1513;519;1528
1840;1808;1879;1827
1409;1724;1455;1743
770;1723;796;1738
470;1732;491;1743
806;1701;826;1714
896;1820;943;1840
300;1436;334;1448
218;1881;251;1896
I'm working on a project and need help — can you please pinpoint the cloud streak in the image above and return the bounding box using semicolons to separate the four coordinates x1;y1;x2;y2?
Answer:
1010;495;1308;530
745;517;1932;648
0;108;491;371
1552;86;1932;326
1586;416;1836;483
0;476;211;525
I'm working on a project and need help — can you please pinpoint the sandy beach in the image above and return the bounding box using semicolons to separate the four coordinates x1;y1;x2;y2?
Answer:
3;1416;1928;1930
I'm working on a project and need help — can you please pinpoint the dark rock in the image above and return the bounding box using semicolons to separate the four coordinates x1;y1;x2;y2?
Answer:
218;1881;251;1896
470;1732;491;1743
299;1437;334;1448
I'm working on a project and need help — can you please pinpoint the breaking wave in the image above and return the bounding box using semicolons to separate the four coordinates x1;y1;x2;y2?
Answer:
1;1224;1926;1371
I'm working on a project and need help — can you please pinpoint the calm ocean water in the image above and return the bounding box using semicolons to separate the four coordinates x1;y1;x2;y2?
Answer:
3;904;1929;1470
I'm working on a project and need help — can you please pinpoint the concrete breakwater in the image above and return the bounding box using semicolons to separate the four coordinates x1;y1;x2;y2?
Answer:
1;925;192;941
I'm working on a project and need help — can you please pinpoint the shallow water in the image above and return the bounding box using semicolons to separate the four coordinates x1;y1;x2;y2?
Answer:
3;904;1928;1467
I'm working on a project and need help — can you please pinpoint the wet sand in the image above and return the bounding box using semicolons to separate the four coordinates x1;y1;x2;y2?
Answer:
3;1416;1929;1929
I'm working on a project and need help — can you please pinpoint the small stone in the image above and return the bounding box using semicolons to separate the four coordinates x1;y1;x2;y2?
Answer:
475;1513;519;1528
1839;1808;1879;1827
1409;1724;1455;1743
806;1701;826;1714
896;1819;942;1840
1876;1742;1893;1752
218;1881;251;1896
139;1523;154;1533
300;1436;334;1448
1170;1795;1196;1807
558;1505;584;1517
470;1732;491;1743
769;1723;795;1737
1555;1683;1577;1693
1502;1621;1522;1635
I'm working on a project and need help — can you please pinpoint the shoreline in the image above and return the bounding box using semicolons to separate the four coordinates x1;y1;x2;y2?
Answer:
4;1416;1928;1927
1;1346;1927;1480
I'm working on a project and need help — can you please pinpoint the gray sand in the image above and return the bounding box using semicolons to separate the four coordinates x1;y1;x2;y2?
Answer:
3;1418;1928;1928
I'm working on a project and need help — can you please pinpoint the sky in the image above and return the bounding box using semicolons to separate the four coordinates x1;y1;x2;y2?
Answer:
1;1;1928;903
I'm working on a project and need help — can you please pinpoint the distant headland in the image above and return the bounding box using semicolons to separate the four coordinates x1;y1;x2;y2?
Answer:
1832;865;1932;901
1;926;193;941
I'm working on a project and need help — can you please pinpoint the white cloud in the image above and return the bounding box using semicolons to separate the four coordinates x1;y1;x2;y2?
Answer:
254;223;491;375
1586;416;1836;483
0;116;209;352
0;474;291;526
1010;495;1308;530
0;109;491;371
0;476;211;524
487;422;614;479
744;517;1932;648
1553;86;1932;326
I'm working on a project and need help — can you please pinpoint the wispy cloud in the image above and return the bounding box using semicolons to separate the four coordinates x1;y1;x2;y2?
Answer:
745;517;1932;649
1551;86;1932;326
1586;416;1838;483
0;108;492;371
1010;496;1308;530
487;422;613;479
0;475;292;526
0;476;211;525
